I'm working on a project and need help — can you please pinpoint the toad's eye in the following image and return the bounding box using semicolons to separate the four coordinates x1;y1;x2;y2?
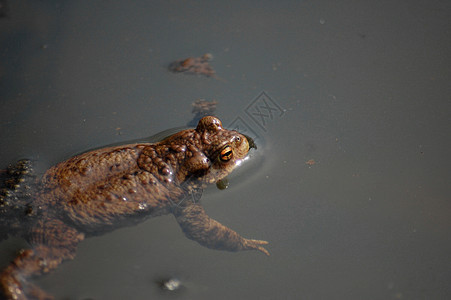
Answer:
219;145;233;162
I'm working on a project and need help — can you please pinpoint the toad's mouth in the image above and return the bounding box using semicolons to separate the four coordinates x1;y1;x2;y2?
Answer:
244;135;257;150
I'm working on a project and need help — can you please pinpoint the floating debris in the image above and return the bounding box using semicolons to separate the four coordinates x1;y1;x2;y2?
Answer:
305;159;316;166
192;99;218;116
169;53;216;78
187;99;218;127
160;278;182;291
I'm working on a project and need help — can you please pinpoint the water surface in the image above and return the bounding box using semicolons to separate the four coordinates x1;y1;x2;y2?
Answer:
1;1;450;299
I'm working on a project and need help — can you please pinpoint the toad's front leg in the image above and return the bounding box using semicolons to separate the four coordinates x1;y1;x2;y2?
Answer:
0;219;84;300
173;202;269;255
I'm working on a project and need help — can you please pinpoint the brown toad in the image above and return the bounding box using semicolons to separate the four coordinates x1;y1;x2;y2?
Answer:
0;116;269;300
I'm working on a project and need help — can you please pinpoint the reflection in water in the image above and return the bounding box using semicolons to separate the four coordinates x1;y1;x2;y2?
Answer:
0;117;269;299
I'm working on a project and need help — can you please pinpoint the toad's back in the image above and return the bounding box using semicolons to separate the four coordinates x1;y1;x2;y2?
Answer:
37;143;177;230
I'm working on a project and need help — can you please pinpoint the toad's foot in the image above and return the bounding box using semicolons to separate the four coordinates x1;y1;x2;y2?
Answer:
242;239;270;256
174;202;270;255
0;159;37;242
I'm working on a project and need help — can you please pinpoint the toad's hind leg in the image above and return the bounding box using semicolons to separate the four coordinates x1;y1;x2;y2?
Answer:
0;159;37;242
0;219;84;300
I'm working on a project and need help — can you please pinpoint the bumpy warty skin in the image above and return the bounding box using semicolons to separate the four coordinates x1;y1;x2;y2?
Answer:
0;116;269;300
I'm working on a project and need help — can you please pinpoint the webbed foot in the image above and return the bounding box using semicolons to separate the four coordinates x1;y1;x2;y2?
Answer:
242;238;270;256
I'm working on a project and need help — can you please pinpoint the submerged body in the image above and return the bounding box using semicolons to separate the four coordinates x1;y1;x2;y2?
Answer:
0;116;268;300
